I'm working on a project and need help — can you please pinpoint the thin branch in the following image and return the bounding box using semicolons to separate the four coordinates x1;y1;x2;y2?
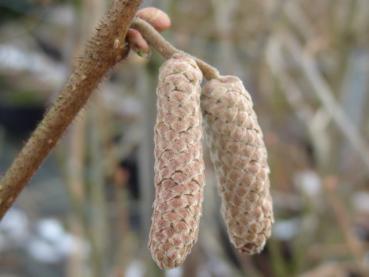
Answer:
266;37;332;167
0;0;142;219
266;37;314;123
282;33;369;171
131;17;220;80
323;177;368;273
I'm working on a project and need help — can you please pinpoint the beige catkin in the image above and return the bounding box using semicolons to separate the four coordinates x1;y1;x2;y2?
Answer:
201;76;274;254
149;54;205;269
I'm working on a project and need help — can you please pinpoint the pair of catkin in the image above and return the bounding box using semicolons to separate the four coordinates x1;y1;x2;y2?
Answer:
149;54;274;269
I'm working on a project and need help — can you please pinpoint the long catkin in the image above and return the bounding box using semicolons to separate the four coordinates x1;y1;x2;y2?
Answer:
149;54;205;269
201;76;274;254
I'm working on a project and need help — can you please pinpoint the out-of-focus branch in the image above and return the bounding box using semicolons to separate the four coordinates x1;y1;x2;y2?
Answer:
282;33;369;171
0;0;142;219
266;37;331;166
323;177;367;273
266;38;314;123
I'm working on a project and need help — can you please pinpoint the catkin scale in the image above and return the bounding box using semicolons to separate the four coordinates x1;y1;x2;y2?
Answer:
201;76;274;254
149;54;205;269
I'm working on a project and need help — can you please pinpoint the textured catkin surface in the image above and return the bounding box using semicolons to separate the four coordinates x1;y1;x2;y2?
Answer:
201;76;274;254
149;54;205;269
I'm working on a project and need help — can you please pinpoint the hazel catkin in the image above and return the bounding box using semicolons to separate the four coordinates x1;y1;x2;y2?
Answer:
201;75;274;254
149;54;205;269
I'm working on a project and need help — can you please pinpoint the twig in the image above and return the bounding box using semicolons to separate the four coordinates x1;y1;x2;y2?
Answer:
282;33;369;171
0;0;142;219
88;102;109;276
323;177;367;273
266;37;331;166
266;37;314;123
130;17;220;80
65;113;88;277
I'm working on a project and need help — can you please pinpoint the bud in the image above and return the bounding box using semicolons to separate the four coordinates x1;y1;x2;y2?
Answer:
149;54;205;269
201;76;274;254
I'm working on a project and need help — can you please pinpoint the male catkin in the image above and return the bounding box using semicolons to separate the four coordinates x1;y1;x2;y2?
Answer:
149;54;205;269
201;76;274;254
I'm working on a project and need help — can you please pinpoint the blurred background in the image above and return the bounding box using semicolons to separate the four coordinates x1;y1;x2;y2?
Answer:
1;0;369;276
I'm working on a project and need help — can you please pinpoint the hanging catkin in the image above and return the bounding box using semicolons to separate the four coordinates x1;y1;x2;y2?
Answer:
201;75;274;254
149;54;205;269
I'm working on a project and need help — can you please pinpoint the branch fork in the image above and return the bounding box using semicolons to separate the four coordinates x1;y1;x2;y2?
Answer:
0;2;221;219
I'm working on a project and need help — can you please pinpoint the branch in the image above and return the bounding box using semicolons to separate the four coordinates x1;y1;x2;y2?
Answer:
0;0;142;219
323;177;368;273
282;33;369;171
131;17;220;80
